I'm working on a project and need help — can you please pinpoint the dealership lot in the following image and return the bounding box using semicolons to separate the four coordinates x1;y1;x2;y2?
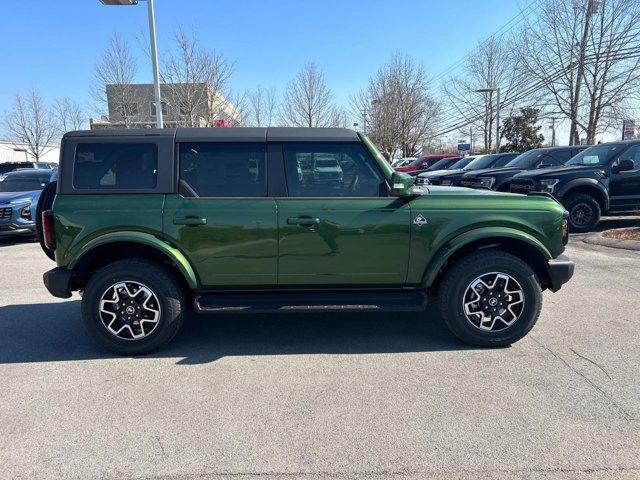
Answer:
0;224;639;479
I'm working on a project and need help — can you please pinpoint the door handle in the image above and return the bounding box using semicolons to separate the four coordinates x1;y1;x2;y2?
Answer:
287;216;320;226
173;215;207;226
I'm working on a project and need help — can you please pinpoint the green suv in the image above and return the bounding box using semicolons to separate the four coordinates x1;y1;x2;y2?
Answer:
39;128;574;354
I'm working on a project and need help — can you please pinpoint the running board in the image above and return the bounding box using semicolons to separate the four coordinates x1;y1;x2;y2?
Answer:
194;291;428;314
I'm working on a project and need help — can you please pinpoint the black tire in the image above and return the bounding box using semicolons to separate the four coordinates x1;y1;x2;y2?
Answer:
564;193;601;233
82;259;185;355
438;250;543;347
35;180;57;261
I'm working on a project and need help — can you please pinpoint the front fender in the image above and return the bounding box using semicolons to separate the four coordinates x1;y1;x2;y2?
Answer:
421;227;552;288
556;178;609;209
68;231;200;289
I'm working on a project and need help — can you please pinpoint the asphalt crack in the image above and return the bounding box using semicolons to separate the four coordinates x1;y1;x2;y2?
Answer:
529;335;635;421
569;347;612;379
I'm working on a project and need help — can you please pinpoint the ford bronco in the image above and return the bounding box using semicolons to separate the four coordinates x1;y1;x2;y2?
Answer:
39;128;574;355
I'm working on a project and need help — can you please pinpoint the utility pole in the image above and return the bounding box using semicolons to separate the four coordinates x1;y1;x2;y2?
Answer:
550;118;559;147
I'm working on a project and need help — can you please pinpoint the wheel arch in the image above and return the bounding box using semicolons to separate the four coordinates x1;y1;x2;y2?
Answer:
558;179;609;212
68;232;199;291
423;228;553;293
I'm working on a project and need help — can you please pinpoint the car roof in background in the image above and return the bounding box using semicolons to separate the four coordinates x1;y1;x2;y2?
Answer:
3;168;56;178
63;127;360;143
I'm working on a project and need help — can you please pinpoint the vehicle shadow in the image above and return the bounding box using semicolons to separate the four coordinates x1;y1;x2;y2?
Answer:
0;300;474;365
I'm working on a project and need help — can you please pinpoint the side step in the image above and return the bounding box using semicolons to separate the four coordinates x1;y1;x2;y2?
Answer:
194;291;428;314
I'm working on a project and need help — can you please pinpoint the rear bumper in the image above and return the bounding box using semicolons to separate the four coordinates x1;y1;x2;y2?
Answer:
546;254;575;292
43;267;73;299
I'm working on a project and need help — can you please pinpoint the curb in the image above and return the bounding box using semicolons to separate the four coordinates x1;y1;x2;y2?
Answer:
582;230;640;252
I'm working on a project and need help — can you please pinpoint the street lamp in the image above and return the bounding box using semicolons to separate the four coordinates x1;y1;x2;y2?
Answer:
100;0;163;128
476;87;501;154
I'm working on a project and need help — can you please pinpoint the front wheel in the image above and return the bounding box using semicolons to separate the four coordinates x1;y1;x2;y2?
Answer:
564;193;601;233
438;250;542;347
82;259;185;355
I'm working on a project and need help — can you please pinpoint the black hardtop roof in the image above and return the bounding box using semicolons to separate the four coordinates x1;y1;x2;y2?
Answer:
63;127;360;143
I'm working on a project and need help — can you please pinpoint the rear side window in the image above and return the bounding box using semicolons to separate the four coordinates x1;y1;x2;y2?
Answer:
494;154;517;167
73;143;158;190
179;143;266;197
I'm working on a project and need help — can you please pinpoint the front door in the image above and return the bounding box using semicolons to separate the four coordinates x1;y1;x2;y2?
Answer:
276;142;411;288
163;142;278;288
610;144;640;211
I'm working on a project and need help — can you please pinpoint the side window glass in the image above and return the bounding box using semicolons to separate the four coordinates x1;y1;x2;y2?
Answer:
494;155;515;167
74;143;158;190
619;145;640;168
179;143;266;197
551;150;572;164
283;143;385;197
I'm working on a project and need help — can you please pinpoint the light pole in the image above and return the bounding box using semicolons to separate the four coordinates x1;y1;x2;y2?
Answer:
477;87;501;154
100;0;163;128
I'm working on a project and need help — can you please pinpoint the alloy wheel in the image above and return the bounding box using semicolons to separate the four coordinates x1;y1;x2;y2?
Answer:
98;281;161;340
463;272;525;332
570;203;594;227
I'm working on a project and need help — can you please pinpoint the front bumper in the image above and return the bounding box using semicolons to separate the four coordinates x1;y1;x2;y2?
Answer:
546;254;575;292
43;267;73;299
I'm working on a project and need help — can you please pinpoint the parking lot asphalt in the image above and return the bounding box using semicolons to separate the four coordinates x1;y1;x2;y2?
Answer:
0;223;639;480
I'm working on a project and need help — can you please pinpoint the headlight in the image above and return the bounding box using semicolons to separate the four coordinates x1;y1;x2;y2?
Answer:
539;179;560;193
20;206;31;220
441;179;452;186
9;198;32;205
479;177;495;188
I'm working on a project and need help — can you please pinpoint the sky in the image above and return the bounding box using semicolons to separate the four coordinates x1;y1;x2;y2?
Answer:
0;0;525;132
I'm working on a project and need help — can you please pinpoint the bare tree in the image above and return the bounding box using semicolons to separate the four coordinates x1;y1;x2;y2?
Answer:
281;62;343;127
516;0;640;144
53;97;85;133
442;37;528;152
351;54;440;159
92;34;140;128
2;90;58;160
161;27;236;127
244;86;279;127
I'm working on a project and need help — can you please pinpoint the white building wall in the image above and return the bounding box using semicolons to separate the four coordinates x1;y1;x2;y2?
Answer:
0;141;59;164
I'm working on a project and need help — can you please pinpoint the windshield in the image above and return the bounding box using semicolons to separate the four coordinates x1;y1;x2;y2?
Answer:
0;175;49;192
505;150;548;168
450;157;474;169
566;144;622;166
463;155;498;170
427;158;456;171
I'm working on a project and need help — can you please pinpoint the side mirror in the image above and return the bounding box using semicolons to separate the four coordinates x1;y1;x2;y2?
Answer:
612;158;634;173
390;172;416;197
537;163;551;169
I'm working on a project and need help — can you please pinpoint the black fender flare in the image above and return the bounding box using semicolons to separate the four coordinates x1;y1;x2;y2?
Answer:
556;178;609;211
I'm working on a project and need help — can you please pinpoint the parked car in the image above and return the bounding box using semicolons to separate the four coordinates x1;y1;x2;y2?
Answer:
392;157;417;168
407;156;462;177
312;156;344;184
460;146;589;192
40;127;573;354
416;153;519;186
394;154;460;173
0;161;57;180
0;168;57;238
510;140;640;232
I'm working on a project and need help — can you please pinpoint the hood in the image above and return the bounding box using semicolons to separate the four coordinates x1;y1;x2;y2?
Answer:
513;164;599;180
463;166;525;178
0;190;41;205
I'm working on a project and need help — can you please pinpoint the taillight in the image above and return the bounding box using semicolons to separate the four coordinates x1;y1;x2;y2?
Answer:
42;210;56;250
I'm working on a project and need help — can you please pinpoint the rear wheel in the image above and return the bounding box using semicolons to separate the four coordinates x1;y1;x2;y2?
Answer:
564;193;601;233
438;250;542;347
82;259;185;355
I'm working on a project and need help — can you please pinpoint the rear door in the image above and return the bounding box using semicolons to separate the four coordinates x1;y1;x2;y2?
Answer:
276;142;411;288
163;141;278;288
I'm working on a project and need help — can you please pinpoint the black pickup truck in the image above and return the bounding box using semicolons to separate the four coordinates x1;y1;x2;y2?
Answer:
510;141;640;232
460;146;588;192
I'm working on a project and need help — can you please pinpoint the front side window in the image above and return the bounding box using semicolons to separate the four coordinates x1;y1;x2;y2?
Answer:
179;143;266;197
283;143;385;197
73;143;158;190
618;144;640;168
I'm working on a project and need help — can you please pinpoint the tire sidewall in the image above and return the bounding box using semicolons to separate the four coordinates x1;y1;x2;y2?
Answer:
444;257;541;346
82;263;182;354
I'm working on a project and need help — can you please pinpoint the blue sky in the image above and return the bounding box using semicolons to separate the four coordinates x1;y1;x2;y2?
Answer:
0;0;523;119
